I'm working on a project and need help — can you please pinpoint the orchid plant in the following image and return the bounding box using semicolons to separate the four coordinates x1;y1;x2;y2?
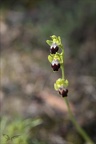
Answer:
47;35;68;97
46;35;94;144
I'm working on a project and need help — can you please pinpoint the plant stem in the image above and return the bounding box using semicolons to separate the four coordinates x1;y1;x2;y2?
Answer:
61;47;94;144
61;65;64;79
61;48;65;80
64;97;94;144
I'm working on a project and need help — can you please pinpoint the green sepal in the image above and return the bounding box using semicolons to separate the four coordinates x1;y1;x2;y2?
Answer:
54;78;69;91
60;53;64;64
46;40;53;46
48;55;53;63
54;83;58;91
51;35;57;40
54;53;63;64
51;35;62;48
58;36;61;44
48;52;62;64
46;35;63;49
64;79;69;87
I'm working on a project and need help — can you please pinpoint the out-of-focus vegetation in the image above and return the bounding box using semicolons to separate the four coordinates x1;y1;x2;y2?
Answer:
0;0;96;144
1;0;96;48
0;117;44;144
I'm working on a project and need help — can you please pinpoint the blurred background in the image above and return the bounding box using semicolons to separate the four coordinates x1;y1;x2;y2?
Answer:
0;0;96;144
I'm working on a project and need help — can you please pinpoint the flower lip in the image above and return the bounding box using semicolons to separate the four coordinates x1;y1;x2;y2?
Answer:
58;87;68;97
50;43;59;54
51;59;60;71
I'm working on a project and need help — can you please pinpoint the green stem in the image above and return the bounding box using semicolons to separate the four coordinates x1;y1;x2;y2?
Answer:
61;47;94;144
61;65;64;79
61;48;64;80
64;97;94;144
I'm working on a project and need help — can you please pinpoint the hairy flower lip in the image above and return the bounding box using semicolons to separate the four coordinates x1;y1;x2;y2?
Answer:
58;87;68;97
51;59;60;71
50;43;59;54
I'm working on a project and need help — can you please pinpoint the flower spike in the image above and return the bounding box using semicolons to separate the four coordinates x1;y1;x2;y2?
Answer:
46;35;69;96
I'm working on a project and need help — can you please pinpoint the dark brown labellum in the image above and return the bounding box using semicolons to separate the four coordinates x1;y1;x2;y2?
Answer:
50;43;59;54
58;87;68;97
51;59;60;71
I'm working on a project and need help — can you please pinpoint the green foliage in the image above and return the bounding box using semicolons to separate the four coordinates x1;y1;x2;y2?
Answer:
0;117;43;144
1;0;43;9
39;0;96;53
1;0;96;56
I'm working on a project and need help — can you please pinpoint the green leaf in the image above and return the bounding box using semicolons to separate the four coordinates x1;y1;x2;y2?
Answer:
3;134;10;141
46;40;53;46
48;55;53;63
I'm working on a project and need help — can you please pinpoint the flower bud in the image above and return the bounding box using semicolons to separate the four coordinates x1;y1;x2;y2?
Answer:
51;59;60;71
50;43;59;54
